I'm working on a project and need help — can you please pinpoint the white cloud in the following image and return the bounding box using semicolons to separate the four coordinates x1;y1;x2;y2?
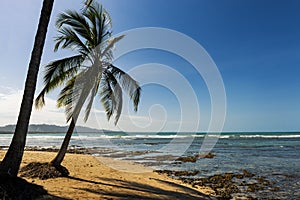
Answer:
0;86;16;95
0;89;150;131
0;90;66;126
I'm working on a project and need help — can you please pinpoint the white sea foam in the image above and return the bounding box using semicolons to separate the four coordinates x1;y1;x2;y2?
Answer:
1;133;300;141
235;135;300;138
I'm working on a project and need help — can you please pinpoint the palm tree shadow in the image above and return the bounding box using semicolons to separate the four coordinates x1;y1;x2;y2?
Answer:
68;176;211;200
0;175;67;200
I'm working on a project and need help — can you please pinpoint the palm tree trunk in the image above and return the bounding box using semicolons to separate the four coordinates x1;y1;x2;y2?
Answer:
0;0;54;177
51;79;91;166
51;117;77;166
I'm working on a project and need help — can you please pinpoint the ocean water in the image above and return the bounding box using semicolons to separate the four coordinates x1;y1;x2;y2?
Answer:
0;131;299;199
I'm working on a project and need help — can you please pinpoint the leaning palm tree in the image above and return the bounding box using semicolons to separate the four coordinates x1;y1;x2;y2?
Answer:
35;2;140;169
0;0;54;177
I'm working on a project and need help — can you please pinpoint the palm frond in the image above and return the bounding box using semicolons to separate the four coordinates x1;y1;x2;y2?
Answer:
99;9;112;45
102;70;123;124
35;55;84;109
56;10;93;47
82;0;94;13
43;55;84;86
83;3;111;48
61;64;101;122
57;75;86;122
82;4;99;47
109;65;141;112
84;0;94;8
54;26;90;56
100;72;114;121
57;76;77;108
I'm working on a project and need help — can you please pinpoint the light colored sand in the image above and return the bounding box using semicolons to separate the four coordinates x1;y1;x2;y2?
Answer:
0;151;215;199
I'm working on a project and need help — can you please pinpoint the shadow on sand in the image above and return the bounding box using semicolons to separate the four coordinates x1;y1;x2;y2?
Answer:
0;175;66;200
0;174;212;199
68;176;212;200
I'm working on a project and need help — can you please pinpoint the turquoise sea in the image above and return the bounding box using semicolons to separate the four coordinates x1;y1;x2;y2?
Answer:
1;131;299;199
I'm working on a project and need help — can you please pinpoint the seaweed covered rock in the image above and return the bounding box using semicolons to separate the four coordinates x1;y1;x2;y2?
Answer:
176;152;216;163
175;155;199;163
202;152;216;159
155;170;199;177
177;170;278;200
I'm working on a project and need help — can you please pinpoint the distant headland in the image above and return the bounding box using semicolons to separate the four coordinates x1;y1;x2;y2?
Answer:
0;124;106;133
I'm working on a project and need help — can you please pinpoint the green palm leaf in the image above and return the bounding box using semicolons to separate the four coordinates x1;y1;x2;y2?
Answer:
35;55;84;109
109;64;141;112
54;26;89;57
56;10;93;47
100;70;123;124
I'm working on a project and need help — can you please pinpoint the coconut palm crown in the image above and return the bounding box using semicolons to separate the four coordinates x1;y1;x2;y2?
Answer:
35;2;141;125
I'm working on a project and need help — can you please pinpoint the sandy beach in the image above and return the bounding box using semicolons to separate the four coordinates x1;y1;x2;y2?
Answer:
0;151;214;199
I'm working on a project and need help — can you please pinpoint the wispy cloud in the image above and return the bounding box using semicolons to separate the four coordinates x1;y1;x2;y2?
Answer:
0;86;16;95
0;90;66;126
0;89;151;131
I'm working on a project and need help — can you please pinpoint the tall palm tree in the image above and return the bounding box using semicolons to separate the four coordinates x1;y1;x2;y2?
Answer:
0;0;54;177
35;2;141;167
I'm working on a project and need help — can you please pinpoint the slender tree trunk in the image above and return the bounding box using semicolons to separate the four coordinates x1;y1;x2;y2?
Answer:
51;77;91;166
0;0;54;177
51;118;77;166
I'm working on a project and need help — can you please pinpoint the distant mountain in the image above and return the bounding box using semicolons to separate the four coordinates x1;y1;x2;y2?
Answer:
0;124;104;133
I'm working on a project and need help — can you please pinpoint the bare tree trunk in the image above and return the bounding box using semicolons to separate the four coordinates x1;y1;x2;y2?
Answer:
0;0;54;177
51;118;76;166
51;75;92;166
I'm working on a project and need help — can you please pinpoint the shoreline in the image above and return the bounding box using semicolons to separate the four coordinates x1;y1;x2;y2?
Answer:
0;148;283;199
0;150;215;199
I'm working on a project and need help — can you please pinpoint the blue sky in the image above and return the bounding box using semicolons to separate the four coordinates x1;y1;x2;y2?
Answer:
0;0;300;132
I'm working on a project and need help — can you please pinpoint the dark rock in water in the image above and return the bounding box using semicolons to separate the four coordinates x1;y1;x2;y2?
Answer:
172;161;182;165
234;174;244;179
243;170;255;178
246;183;263;192
255;176;271;186
174;170;199;176
270;186;280;192
202;152;216;159
176;152;216;163
154;170;172;176
154;170;199;177
163;169;278;200
217;184;239;199
200;173;242;199
24;146;89;154
20;162;69;180
175;155;198;163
